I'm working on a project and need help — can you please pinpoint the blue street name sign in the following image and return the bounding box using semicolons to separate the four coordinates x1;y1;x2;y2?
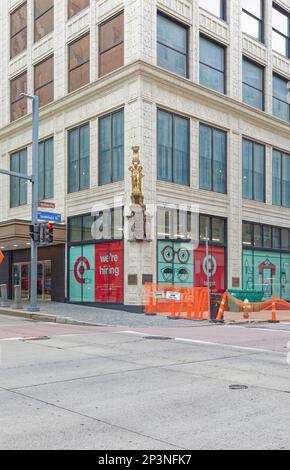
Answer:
37;211;62;222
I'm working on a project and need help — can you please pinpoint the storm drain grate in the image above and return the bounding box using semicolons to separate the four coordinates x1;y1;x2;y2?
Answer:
144;336;173;341
229;385;249;390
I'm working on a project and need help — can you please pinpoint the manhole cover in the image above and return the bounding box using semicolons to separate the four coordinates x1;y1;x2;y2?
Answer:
229;385;249;390
144;336;172;341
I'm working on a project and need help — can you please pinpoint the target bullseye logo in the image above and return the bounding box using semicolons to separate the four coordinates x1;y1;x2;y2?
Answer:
74;257;90;284
203;255;217;278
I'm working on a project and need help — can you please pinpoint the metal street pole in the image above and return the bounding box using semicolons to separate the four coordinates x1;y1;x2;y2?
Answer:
22;94;40;313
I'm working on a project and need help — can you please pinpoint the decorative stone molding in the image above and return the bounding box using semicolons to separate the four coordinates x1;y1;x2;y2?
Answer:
97;0;124;22
157;0;192;22
9;53;27;78
243;35;267;64
199;9;229;43
273;52;290;78
67;9;90;41
32;34;54;63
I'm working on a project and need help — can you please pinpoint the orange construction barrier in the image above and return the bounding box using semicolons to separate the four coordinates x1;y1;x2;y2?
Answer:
144;283;209;321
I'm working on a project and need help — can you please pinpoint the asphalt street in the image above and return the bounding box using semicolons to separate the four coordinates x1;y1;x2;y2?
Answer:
0;314;290;450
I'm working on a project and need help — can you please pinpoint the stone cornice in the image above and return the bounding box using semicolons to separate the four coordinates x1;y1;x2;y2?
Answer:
0;60;290;143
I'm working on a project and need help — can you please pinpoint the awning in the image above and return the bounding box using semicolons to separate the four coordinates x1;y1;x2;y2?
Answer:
0;219;66;251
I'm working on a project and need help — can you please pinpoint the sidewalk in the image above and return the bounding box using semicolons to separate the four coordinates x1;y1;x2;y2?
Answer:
0;301;213;328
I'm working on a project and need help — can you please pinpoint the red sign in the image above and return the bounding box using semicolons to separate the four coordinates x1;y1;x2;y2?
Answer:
0;250;4;265
38;201;56;209
194;245;225;294
95;241;123;303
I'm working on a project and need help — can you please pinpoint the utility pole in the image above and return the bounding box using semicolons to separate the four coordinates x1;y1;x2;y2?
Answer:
0;94;39;312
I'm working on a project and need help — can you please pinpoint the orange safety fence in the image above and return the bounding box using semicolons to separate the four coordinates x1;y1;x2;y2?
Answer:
144;283;209;321
216;291;290;323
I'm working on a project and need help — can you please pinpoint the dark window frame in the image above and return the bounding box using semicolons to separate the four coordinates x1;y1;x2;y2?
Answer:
10;148;28;208
242;138;266;203
98;108;125;186
34;55;54;107
34;0;54;43
68;32;90;93
10;71;27;122
199;122;227;194
242;56;265;111
68;209;124;245
38;137;54;200
98;11;124;77
68;122;90;193
157;10;189;79
199;34;227;94
157;108;190;186
10;1;27;59
272;73;290;122
242;0;264;43
273;149;290;208
272;3;290;58
199;0;227;21
242;221;290;253
68;0;90;19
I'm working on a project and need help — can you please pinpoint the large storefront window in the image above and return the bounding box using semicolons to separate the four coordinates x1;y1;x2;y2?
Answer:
243;222;290;299
157;211;226;293
68;210;124;304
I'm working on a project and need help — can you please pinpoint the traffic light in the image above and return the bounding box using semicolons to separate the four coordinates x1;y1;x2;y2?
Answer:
44;222;54;244
29;224;40;243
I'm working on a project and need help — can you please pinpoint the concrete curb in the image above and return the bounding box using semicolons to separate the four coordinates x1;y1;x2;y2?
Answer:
0;307;107;327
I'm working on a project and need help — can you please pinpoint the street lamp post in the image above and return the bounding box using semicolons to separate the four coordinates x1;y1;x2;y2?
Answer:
22;94;40;312
0;94;40;312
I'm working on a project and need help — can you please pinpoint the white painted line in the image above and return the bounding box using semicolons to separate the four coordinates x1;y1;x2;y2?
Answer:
174;337;280;353
118;330;284;354
225;325;290;334
0;337;23;342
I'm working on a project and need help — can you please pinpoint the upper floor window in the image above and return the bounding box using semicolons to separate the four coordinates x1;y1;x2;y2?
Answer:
34;0;54;43
68;0;89;19
39;138;54;200
157;109;190;186
272;5;290;57
200;36;225;94
10;148;27;208
99;13;124;77
68;123;90;193
273;150;290;208
243;58;264;110
242;0;263;42
200;124;227;194
199;0;226;20
68;33;90;93
11;72;27;122
157;13;188;78
99;109;124;185
10;2;27;59
273;74;290;122
242;139;265;203
34;55;54;108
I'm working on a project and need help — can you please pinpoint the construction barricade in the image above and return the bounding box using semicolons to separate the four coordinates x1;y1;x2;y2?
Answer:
144;283;209;321
216;290;290;323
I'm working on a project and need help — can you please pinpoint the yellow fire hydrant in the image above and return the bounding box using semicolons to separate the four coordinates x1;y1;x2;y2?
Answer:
243;299;251;320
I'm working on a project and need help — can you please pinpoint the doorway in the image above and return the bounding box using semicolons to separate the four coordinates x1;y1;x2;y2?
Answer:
13;261;52;301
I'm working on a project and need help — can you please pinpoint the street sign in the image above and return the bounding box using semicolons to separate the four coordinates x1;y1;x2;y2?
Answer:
37;211;61;222
38;201;56;209
0;250;4;265
153;291;165;299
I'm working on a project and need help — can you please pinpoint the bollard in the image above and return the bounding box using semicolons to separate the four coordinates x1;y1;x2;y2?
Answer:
0;284;9;307
12;285;23;310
